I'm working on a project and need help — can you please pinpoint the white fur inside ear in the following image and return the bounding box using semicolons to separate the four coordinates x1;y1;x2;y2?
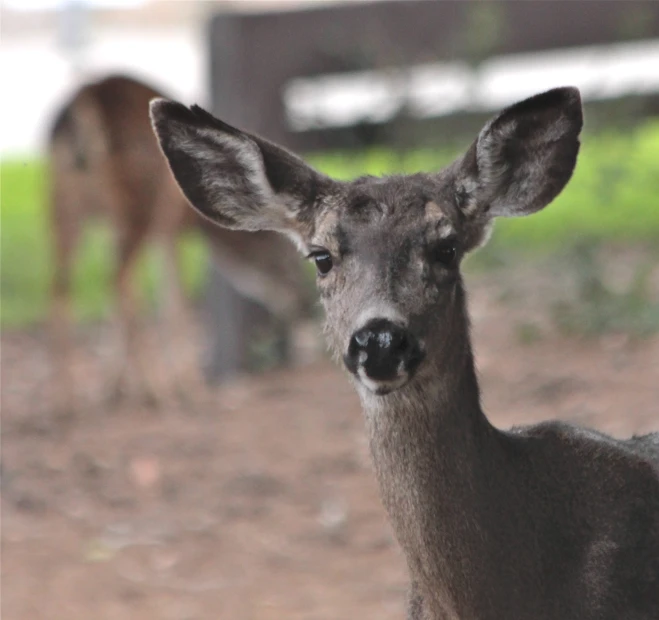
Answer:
455;176;480;217
196;127;276;204
176;124;302;233
476;118;517;197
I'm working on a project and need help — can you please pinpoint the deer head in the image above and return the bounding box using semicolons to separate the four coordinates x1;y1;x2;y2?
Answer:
150;88;582;398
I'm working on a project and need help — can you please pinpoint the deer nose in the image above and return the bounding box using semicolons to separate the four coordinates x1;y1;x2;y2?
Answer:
345;319;423;383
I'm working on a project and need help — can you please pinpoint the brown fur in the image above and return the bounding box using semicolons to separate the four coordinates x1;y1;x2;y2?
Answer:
49;74;310;416
151;88;659;619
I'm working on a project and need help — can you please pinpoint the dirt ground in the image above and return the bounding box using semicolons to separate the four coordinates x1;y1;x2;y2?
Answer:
2;268;658;620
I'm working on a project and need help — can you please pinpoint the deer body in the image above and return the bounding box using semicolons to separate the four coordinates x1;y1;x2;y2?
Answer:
368;346;659;619
150;87;659;618
49;74;309;414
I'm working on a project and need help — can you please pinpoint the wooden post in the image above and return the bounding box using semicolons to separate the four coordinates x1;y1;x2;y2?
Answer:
203;13;288;382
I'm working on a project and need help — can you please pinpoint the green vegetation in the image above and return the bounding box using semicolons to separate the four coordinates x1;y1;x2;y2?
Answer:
2;121;658;328
0;159;206;327
2;159;50;325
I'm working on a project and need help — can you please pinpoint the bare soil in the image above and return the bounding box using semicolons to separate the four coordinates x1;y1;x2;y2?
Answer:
2;272;658;620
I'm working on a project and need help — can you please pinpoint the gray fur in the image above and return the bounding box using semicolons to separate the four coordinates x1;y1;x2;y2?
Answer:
151;87;659;619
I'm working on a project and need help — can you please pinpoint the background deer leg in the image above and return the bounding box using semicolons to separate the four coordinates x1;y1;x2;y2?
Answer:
106;223;164;408
50;207;80;424
158;233;209;408
48;151;86;427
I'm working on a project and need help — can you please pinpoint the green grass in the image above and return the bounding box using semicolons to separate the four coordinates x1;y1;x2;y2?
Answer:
1;159;50;326
0;159;206;327
2;121;658;328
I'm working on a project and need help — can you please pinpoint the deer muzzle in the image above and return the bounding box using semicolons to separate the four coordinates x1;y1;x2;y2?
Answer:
344;318;424;394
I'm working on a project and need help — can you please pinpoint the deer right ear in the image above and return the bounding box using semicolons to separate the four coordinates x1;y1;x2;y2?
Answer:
454;87;583;221
150;99;333;246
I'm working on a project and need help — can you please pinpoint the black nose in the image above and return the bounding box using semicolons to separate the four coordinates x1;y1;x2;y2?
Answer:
345;319;423;381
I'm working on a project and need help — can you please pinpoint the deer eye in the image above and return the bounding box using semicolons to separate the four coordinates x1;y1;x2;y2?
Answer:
309;250;333;276
430;243;457;267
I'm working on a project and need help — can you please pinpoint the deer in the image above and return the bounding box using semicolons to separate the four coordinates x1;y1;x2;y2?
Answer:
49;74;310;418
150;87;659;619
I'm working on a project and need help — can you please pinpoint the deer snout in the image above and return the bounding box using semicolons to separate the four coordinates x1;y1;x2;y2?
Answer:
344;319;424;394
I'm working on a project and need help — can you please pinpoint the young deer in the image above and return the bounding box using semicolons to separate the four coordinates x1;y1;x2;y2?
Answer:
150;88;659;619
49;74;309;416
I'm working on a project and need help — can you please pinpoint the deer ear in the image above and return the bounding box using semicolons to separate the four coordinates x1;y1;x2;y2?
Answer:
150;99;333;246
455;87;583;219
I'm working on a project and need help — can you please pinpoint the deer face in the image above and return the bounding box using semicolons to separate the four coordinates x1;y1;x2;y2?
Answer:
307;173;487;395
151;88;582;396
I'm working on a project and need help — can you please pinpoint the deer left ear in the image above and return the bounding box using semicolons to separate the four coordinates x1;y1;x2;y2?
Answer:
454;87;583;220
150;99;336;248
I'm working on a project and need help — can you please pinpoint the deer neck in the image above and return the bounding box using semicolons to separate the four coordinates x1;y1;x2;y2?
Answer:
356;293;512;612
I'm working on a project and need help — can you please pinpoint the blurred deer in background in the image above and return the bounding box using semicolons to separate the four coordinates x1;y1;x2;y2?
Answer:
49;74;311;418
151;88;659;619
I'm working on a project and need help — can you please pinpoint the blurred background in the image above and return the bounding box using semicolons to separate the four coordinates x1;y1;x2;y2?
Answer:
2;1;658;618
